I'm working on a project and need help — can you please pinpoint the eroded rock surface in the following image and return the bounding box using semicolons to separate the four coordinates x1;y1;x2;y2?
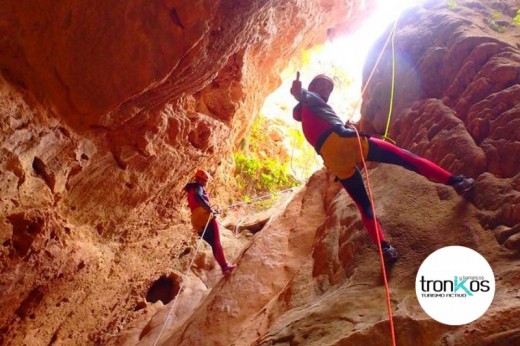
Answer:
1;0;519;345
361;0;520;251
0;0;375;344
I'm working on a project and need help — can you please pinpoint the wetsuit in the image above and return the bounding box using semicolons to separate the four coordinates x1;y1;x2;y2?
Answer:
184;182;227;268
293;89;457;243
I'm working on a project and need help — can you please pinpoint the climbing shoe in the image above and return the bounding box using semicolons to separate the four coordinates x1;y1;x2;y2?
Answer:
452;175;475;195
382;245;399;266
222;264;237;276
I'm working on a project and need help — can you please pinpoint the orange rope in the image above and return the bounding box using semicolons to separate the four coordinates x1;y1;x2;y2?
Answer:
360;31;391;98
352;127;396;346
345;18;402;346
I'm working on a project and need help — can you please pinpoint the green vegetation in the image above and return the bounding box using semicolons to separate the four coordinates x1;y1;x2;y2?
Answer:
447;0;458;9
234;152;298;194
483;11;505;33
491;12;501;21
486;18;506;33
286;125;320;180
514;9;520;25
233;115;300;199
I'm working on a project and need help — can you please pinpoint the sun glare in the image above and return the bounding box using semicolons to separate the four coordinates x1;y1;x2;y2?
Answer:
261;0;430;123
257;0;430;181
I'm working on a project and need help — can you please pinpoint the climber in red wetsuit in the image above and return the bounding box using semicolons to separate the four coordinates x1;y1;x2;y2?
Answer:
290;72;475;265
184;169;236;275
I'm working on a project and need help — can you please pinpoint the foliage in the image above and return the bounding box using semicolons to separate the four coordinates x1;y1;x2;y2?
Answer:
233;114;300;199
233;152;299;197
514;9;520;25
286;125;320;180
486;18;506;33
447;0;457;9
491;12;501;21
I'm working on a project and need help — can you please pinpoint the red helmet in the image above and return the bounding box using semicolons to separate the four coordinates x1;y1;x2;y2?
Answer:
194;169;211;181
309;74;334;90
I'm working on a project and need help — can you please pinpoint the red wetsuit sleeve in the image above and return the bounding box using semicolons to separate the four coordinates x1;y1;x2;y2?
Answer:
293;104;302;121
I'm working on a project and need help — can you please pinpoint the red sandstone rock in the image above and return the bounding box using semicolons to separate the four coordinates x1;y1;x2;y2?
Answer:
1;0;520;345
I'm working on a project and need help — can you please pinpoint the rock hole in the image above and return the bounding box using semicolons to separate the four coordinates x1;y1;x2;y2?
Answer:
7;213;45;257
145;275;180;305
80;153;89;161
48;328;59;345
169;8;184;29
65;165;82;191
32;157;56;191
15;286;44;319
95;224;103;235
178;247;191;258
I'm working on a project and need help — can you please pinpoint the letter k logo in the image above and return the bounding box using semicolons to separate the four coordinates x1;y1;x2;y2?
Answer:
454;276;473;296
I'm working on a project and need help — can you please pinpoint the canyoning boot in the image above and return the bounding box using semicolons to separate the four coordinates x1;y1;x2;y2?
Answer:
378;243;398;285
452;175;475;196
382;244;399;267
222;264;237;276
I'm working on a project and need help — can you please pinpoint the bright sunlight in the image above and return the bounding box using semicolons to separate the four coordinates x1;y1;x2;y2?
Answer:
257;0;431;181
261;0;431;123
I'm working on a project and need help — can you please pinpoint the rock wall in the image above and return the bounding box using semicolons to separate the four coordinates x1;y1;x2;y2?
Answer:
0;0;376;344
361;0;520;251
1;0;520;345
144;165;519;346
125;0;520;345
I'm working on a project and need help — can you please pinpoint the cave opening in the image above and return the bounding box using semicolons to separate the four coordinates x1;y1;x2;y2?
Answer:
249;0;426;184
145;275;181;305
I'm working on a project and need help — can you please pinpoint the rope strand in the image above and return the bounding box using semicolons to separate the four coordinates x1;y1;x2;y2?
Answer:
153;215;213;346
353;127;396;346
344;17;401;346
382;18;400;143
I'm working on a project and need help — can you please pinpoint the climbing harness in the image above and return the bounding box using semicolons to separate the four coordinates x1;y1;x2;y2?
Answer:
152;215;213;346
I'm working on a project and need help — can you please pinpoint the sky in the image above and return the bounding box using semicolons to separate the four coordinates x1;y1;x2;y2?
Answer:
261;0;431;123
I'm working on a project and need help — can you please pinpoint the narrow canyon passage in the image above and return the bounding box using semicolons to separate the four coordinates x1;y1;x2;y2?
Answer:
1;0;520;345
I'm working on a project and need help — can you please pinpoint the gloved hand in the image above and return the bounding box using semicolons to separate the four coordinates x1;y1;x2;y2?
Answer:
211;208;220;215
290;71;302;99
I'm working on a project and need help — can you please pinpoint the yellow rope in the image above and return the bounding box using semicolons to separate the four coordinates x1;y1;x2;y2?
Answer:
382;18;399;144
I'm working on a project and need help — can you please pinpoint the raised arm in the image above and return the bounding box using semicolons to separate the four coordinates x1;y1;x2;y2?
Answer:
290;71;302;101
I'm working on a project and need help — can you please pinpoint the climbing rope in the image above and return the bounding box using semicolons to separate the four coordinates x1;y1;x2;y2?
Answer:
341;17;401;346
353;15;399;146
382;17;400;144
232;215;245;238
152;186;297;344
222;187;297;211
152;14;402;346
353;126;397;346
152;214;213;346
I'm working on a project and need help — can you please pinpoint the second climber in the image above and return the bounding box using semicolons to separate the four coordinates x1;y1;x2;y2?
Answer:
184;169;236;275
